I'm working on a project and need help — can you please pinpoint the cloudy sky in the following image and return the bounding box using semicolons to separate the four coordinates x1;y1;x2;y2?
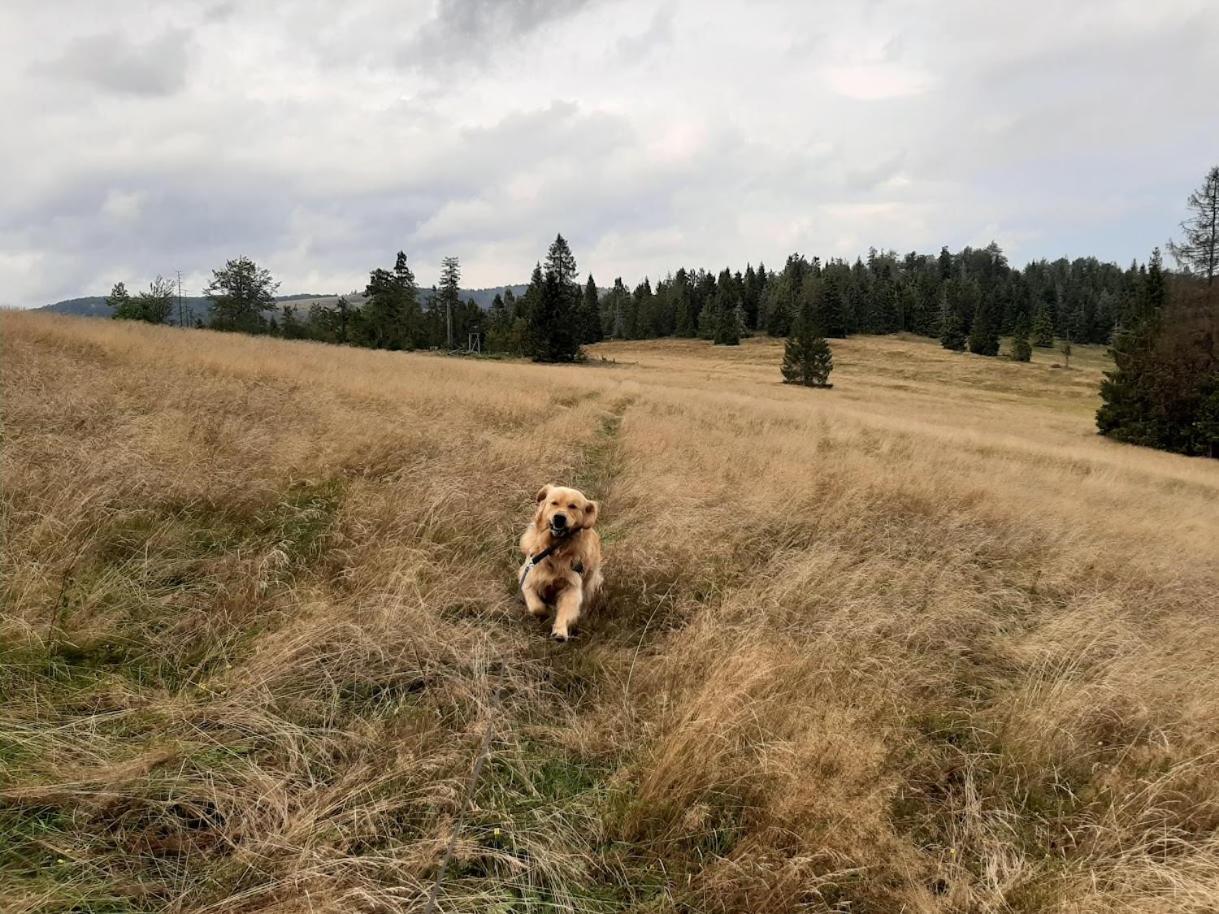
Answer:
2;0;1216;306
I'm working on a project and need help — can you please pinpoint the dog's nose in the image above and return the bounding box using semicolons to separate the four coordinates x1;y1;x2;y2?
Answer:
552;514;567;528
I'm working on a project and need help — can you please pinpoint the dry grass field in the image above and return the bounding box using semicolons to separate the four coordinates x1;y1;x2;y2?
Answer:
3;310;1219;913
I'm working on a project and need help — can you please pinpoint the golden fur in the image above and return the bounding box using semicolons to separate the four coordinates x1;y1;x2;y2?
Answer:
519;483;604;640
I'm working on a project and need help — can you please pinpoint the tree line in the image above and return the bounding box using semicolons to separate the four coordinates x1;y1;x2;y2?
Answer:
106;166;1217;456
106;237;1142;358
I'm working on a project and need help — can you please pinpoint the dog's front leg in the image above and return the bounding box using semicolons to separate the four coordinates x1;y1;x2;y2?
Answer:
521;575;548;618
552;581;584;641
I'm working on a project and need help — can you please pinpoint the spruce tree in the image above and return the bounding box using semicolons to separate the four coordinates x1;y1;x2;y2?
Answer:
546;234;578;287
606;278;630;339
938;246;954;280
107;282;135;319
742;263;760;330
1010;314;1032;361
360;252;418;350
1032;303;1055;347
781;295;833;387
1144;247;1167;313
712;290;742;345
673;268;695;336
580;274;603;343
396;253;423;346
817;263;849;338
698;293;719;339
967;297;1000;355
939;280;970;351
525;236;582;361
940;306;967;351
764;257;803;337
520;263;544;351
1096;254;1165;445
628;278;651;340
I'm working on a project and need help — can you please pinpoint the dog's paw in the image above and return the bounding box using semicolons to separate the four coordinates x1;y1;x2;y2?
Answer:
550;629;571;642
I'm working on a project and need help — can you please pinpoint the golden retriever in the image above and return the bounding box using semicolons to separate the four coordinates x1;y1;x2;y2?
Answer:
519;483;603;641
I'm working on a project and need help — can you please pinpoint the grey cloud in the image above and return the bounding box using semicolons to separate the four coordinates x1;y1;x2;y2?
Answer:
203;2;235;22
615;3;675;63
398;0;599;69
844;152;906;192
32;27;192;97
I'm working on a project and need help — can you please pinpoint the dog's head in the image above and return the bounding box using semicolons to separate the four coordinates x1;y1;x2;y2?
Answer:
535;484;598;538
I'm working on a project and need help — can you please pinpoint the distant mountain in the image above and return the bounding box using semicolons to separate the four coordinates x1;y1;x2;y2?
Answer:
443;285;530;310
35;285;531;324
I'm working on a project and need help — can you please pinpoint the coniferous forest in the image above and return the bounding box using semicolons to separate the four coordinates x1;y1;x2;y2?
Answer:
126;242;1174;357
106;167;1219;458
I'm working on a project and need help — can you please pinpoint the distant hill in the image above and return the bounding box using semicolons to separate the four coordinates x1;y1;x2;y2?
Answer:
35;286;530;324
38;295;213;324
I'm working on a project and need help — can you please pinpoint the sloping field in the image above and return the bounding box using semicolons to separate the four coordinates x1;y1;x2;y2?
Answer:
3;311;1219;913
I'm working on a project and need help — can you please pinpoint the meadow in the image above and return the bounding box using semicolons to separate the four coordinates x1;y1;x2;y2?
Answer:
3;310;1219;913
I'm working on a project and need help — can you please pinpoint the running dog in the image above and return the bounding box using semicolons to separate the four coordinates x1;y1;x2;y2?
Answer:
518;484;603;641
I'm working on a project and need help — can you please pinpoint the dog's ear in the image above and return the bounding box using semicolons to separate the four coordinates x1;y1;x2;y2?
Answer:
581;500;598;529
535;484;551;504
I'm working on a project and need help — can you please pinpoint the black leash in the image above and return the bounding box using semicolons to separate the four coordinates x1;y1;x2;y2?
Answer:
519;528;579;587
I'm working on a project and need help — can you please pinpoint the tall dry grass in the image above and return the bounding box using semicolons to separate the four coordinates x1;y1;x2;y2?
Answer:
2;311;1218;913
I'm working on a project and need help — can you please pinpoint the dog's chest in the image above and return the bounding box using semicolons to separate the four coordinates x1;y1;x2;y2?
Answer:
530;552;582;591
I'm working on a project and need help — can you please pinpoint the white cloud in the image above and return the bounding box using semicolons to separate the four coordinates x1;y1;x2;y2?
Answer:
823;63;933;100
101;190;147;225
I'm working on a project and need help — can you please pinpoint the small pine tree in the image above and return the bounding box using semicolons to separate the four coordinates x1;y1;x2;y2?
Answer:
1010;315;1032;361
107;282;135;319
1032;304;1054;347
781;297;833;387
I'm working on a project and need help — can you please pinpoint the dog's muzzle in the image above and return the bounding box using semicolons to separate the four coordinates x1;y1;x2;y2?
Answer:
550;515;568;536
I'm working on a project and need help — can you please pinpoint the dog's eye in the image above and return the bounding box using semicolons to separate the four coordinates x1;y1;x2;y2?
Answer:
569;504;578;510
551;500;559;506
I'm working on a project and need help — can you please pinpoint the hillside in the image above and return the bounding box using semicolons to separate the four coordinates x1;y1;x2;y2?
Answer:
34;286;530;324
3;312;1219;913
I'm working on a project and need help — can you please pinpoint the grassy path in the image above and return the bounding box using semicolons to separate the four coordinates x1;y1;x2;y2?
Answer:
421;395;671;913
